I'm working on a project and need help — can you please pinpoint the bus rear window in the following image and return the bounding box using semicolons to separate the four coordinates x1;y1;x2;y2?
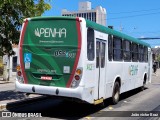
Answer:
87;28;95;61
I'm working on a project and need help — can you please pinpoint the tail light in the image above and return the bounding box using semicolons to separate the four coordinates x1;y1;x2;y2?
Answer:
17;71;22;76
16;65;24;83
75;75;80;80
71;68;83;88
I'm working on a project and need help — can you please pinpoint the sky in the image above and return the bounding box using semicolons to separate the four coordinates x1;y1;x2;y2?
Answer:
42;0;160;48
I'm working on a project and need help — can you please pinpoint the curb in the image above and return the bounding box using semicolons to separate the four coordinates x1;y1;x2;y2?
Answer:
0;104;6;110
0;96;48;111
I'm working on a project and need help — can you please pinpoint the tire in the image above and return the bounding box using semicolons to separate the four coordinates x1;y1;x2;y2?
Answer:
112;82;120;105
141;79;146;91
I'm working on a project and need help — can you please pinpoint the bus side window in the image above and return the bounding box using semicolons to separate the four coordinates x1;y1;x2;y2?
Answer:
108;35;113;61
113;36;123;61
132;43;138;62
123;40;131;61
139;45;144;62
87;28;95;61
144;46;148;62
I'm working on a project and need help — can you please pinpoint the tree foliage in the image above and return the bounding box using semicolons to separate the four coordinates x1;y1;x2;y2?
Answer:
0;0;51;56
156;54;160;62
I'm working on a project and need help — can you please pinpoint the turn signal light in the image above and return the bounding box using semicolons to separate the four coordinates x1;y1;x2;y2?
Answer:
76;69;82;75
16;65;21;71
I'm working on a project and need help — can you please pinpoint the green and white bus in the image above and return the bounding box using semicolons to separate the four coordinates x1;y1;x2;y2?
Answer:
16;17;152;105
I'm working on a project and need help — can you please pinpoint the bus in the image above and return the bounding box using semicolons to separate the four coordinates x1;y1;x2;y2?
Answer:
16;17;152;105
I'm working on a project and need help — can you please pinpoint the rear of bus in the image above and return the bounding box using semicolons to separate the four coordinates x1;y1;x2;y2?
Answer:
16;17;84;100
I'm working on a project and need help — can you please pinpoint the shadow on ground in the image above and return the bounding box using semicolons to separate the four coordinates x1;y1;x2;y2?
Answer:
6;87;147;119
120;87;148;101
0;90;26;101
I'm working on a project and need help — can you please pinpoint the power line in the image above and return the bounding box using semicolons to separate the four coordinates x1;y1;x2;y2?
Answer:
107;11;160;20
145;43;160;45
138;38;160;40
130;31;160;34
109;8;160;14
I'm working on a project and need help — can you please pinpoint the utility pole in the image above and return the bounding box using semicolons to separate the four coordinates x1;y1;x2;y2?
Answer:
120;23;124;32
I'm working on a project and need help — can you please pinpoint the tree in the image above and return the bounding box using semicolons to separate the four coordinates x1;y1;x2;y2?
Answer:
0;0;51;56
156;54;160;62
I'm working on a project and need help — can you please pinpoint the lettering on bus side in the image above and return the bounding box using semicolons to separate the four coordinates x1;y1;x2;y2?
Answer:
37;69;56;73
129;65;138;76
86;64;95;70
35;28;66;38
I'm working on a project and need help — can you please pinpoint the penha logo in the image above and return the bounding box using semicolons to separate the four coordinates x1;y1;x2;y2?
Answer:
35;28;66;38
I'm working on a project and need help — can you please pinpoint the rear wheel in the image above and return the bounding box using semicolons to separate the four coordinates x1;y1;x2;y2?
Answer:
112;82;120;104
141;75;147;91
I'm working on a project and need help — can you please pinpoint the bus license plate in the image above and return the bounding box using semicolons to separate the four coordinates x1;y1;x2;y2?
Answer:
41;76;52;80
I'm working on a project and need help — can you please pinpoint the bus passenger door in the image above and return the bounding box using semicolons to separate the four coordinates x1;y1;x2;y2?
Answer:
95;40;106;100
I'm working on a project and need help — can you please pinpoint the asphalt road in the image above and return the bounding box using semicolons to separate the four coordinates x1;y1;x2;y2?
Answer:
1;70;160;120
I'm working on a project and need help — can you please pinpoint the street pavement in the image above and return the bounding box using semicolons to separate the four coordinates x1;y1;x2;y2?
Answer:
0;69;160;111
0;76;43;110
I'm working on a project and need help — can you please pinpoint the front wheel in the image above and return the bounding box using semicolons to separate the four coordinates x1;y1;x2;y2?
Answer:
112;82;120;105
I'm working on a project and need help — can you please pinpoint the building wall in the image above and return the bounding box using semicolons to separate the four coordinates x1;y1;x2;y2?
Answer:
62;1;107;26
10;47;18;76
8;44;18;78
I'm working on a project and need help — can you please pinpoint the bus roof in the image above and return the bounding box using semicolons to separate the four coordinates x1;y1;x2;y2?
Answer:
28;16;77;21
86;20;151;48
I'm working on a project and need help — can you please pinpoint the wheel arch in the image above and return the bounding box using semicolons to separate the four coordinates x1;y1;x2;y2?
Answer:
112;76;121;93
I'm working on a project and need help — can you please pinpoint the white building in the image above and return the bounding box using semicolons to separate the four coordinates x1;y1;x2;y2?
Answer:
62;1;107;26
2;44;18;80
155;46;160;48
